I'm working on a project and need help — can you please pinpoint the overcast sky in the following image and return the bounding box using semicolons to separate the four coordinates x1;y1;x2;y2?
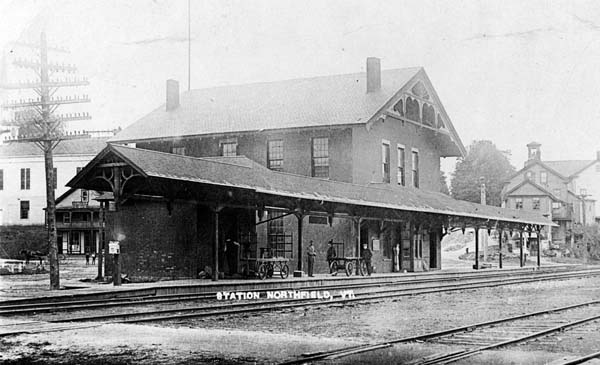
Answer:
2;0;600;174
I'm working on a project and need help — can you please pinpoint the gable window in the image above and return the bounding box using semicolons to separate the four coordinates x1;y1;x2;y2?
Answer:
220;139;237;157
382;140;390;183
397;145;405;186
20;168;30;190
172;146;186;155
515;198;523;209
540;171;547;185
412;149;419;188
267;140;284;171
20;200;30;219
311;137;329;178
0;169;3;190
552;201;561;209
525;171;535;181
53;167;57;190
533;198;541;210
81;189;89;203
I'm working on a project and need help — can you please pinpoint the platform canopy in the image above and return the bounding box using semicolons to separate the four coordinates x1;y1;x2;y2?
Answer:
68;144;555;231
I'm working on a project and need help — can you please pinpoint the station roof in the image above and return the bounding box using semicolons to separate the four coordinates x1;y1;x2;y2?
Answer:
69;144;553;228
109;67;465;157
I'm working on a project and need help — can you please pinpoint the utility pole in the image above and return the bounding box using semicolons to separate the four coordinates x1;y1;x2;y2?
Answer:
1;32;90;290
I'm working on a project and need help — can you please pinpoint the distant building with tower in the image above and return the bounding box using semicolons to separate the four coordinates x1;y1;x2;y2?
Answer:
502;142;599;246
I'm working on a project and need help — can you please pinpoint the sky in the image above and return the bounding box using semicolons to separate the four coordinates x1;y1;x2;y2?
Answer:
1;0;600;175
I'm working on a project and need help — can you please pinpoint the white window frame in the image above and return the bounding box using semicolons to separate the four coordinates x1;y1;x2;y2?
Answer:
411;148;419;188
382;139;390;183
397;144;406;186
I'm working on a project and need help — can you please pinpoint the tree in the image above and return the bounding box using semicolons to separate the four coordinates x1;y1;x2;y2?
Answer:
440;170;450;195
450;140;515;206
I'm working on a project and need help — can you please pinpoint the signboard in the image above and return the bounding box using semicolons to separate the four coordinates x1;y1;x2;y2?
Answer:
372;239;380;251
108;241;120;255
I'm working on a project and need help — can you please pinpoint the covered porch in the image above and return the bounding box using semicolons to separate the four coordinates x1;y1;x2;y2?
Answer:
67;144;554;282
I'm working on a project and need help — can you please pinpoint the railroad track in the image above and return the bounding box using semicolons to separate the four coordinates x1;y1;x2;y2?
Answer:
1;267;599;317
1;268;599;338
283;300;600;364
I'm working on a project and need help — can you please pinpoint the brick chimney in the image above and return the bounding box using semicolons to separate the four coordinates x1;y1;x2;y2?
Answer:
166;79;179;111
366;57;381;93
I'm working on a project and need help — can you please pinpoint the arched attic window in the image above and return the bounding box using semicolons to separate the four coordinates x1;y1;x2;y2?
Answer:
405;97;420;123
393;99;404;116
422;104;435;126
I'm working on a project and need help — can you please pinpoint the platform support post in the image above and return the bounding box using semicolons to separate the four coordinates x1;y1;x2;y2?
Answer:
519;230;524;267
536;225;541;267
212;206;222;281
498;227;503;269
294;210;305;272
474;227;479;269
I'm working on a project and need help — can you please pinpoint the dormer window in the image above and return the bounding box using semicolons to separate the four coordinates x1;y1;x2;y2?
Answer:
220;138;238;157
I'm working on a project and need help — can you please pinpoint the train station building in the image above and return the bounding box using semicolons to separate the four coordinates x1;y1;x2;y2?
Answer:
67;58;553;281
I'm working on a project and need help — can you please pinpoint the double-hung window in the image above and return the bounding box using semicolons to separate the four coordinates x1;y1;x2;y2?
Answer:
411;149;419;188
311;137;329;178
397;145;405;186
382;141;390;183
267;140;284;171
20;168;30;190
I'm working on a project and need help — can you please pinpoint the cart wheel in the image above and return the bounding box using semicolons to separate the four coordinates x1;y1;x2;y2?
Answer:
280;264;289;279
267;264;274;278
345;261;354;277
258;263;268;280
360;260;367;276
329;261;338;276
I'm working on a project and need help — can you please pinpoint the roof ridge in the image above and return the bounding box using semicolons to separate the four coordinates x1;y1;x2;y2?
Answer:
180;67;423;94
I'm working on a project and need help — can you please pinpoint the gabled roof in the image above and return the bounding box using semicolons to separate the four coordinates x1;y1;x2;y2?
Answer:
544;160;596;177
69;145;553;227
503;179;562;202
110;67;465;156
0;138;108;158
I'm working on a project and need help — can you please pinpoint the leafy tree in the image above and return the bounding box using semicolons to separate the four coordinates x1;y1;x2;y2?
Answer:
450;140;515;206
440;171;450;195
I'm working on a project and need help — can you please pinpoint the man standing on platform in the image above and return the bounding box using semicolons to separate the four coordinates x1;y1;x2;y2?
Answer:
326;240;337;274
307;240;317;277
361;243;372;276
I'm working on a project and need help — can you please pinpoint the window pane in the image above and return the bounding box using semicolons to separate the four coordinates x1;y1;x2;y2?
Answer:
412;151;419;188
397;147;405;186
382;143;390;183
222;142;237;157
312;137;329;178
267;140;284;171
20;200;30;219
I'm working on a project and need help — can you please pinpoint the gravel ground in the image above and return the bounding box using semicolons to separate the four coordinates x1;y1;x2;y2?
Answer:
1;275;599;364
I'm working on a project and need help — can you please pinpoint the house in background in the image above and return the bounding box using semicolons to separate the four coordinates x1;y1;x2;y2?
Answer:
55;188;102;255
0;136;109;256
502;142;598;246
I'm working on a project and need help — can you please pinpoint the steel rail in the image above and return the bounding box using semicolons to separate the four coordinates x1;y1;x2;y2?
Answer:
0;266;569;310
43;270;600;324
280;300;600;364
1;267;592;315
2;269;598;322
550;351;600;365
